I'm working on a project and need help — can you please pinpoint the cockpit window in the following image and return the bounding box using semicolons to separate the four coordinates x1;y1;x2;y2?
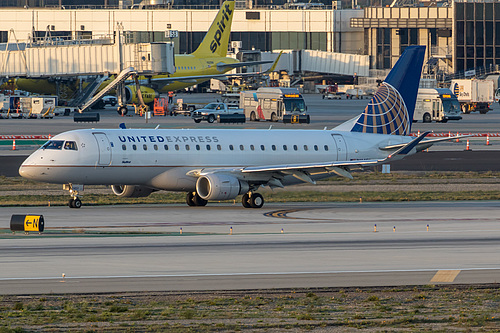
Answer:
64;141;78;151
41;140;64;150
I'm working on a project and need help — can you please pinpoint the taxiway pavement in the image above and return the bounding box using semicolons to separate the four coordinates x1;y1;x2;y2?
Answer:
0;201;499;294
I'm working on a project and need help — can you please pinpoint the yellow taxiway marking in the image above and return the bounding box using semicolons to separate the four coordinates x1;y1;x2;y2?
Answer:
430;270;461;283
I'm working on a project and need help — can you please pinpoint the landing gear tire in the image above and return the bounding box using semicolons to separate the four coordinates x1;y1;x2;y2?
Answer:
250;112;257;121
186;192;208;207
207;114;216;123
186;192;196;206
250;193;264;208
69;198;82;209
242;193;252;208
117;106;128;116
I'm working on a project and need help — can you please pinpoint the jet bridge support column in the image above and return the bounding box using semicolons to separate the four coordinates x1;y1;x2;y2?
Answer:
116;82;128;116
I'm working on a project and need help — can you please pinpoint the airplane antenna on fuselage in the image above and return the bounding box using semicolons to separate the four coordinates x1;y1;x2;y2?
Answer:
268;125;273;130
155;125;160;129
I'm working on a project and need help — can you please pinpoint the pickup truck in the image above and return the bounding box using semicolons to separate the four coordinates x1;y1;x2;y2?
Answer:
191;102;244;123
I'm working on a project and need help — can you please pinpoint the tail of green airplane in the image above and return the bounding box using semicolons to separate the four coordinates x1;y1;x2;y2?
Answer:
191;0;234;58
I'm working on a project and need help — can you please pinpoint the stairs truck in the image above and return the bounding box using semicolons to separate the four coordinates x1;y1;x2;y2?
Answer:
450;79;494;114
413;88;462;123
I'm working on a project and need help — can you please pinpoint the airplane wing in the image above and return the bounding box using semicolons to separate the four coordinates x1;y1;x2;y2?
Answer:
147;53;283;86
187;132;430;186
216;60;274;71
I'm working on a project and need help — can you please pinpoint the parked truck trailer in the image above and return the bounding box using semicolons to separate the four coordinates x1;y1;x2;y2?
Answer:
450;79;494;114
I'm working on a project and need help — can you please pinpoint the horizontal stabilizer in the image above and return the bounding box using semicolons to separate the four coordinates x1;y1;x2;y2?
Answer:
380;134;472;151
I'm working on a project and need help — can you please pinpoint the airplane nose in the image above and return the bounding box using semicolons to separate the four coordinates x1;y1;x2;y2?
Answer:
18;155;38;180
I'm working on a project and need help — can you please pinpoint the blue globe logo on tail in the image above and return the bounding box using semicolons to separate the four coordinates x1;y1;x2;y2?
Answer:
350;45;425;136
351;82;409;135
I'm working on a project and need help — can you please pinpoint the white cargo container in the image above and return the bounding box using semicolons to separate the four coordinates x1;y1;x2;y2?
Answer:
414;88;462;123
20;96;57;118
450;79;494;114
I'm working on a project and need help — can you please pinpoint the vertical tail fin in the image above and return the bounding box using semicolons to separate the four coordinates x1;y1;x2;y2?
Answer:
191;0;235;58
349;45;425;136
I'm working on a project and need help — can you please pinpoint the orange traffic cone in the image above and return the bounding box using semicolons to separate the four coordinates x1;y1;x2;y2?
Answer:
465;139;471;151
486;134;491;146
12;139;16;150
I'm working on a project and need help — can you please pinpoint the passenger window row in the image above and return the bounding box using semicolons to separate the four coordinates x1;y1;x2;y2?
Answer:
121;143;330;152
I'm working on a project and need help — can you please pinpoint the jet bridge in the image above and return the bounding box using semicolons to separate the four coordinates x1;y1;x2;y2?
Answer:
0;32;175;113
0;40;174;78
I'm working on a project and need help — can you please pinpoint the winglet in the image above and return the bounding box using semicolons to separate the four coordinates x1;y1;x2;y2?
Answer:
265;51;283;74
387;131;430;159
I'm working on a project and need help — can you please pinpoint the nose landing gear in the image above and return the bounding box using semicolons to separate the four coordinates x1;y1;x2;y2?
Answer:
63;184;84;209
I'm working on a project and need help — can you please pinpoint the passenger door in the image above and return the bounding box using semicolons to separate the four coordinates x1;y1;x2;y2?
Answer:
93;132;112;166
331;134;347;161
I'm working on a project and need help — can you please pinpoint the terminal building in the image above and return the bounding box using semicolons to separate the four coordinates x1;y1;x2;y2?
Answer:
0;0;499;77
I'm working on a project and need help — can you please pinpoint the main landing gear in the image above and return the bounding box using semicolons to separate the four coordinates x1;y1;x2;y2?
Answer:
64;184;83;209
241;192;264;209
186;191;208;207
185;191;265;208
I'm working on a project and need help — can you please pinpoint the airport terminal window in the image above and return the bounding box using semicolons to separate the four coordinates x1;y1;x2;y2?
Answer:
324;145;329;151
132;144;137;151
175;144;179;151
217;145;221;150
154;144;158;151
143;144;148;151
164;144;169;150
240;145;244;151
122;144;127;151
196;144;200;151
260;145;265;151
42;140;64;150
229;145;234;151
64;141;78;151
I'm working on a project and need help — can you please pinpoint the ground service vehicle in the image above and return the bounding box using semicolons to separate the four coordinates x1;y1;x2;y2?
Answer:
191;102;244;123
240;87;309;123
413;88;462;123
450;79;494;114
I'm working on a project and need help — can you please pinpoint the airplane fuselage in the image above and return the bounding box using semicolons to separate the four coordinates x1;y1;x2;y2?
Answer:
19;128;410;191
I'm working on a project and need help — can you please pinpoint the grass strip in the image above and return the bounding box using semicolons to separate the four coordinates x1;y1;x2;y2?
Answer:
0;285;498;332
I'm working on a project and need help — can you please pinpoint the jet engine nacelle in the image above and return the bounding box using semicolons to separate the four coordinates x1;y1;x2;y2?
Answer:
196;174;249;201
124;85;159;105
111;185;155;198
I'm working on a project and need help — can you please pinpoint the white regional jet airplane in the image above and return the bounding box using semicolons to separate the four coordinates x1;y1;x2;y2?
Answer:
19;46;454;209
